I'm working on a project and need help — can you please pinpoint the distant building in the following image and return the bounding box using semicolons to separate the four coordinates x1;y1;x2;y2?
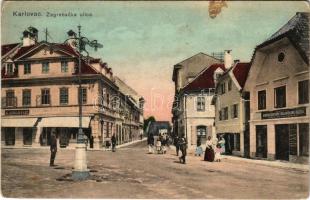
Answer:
244;12;309;163
147;121;171;137
212;62;251;157
1;27;144;149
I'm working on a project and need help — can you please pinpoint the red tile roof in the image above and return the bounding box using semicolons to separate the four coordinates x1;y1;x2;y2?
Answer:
1;43;20;56
183;63;225;91
232;62;251;88
12;44;39;59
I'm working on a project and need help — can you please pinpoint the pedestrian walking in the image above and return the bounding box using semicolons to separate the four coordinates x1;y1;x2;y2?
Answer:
204;136;214;162
50;132;57;167
174;136;180;156
156;139;162;154
179;137;187;164
111;134;117;152
147;133;154;154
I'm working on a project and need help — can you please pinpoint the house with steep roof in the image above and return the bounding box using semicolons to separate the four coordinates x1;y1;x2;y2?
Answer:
171;52;223;146
212;62;251;157
243;12;309;163
1;27;144;149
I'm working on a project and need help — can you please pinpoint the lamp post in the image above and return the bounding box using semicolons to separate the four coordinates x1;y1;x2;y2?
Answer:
70;25;103;180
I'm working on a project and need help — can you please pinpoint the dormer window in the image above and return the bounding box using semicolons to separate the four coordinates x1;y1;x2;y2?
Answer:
6;63;14;75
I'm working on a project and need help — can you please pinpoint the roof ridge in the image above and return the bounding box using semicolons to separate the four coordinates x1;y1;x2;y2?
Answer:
175;52;221;66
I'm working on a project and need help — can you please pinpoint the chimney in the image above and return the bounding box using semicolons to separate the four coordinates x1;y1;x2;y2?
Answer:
66;30;77;49
22;26;38;47
224;50;233;69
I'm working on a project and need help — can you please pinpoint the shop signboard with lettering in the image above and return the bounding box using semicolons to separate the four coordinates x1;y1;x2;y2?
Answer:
261;107;306;120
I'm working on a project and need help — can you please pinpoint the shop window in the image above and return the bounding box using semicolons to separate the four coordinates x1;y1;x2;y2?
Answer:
256;125;267;158
219;110;222;121
299;123;309;156
23;128;32;145
5;128;15;145
274;86;286;108
24;63;31;74
197;96;205;111
258;90;266;110
41;88;50;105
298;80;309;104
60;88;69;105
22;89;31;106
234;133;240;151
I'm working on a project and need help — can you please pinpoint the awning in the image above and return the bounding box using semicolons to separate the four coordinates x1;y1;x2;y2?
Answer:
38;117;91;128
1;118;38;127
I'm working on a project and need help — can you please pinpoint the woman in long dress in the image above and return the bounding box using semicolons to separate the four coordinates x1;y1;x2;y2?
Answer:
218;136;226;155
204;136;215;162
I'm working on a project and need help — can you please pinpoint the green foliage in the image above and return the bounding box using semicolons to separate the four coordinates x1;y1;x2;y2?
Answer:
143;116;156;132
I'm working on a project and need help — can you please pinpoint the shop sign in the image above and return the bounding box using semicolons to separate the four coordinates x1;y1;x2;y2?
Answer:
261;107;306;119
5;109;30;116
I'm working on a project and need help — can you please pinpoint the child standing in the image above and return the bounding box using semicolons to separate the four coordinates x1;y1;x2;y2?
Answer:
215;143;222;162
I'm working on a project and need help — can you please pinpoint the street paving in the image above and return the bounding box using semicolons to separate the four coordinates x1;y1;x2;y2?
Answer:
1;141;309;199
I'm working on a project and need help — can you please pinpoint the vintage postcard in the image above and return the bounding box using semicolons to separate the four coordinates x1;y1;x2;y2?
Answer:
1;1;309;199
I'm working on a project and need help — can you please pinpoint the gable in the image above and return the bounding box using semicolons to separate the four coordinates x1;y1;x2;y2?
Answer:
15;43;76;60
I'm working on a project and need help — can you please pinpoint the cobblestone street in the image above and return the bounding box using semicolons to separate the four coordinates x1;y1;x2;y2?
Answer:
1;141;309;199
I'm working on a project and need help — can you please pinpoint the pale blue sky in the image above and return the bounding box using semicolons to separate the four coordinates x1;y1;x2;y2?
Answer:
2;1;309;120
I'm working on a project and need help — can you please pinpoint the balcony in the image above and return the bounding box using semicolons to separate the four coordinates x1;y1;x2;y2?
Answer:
2;97;17;108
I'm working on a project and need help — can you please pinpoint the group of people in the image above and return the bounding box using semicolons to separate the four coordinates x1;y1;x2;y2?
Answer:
202;136;225;162
147;133;171;154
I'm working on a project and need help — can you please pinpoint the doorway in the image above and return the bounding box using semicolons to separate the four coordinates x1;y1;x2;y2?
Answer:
275;124;289;161
23;128;32;145
4;128;15;145
256;125;267;158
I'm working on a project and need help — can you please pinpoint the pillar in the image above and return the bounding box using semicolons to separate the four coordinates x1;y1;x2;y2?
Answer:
250;123;256;158
267;124;275;160
15;128;23;147
33;127;42;147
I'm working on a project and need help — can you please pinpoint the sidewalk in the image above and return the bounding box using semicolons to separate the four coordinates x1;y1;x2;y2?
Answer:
170;145;309;172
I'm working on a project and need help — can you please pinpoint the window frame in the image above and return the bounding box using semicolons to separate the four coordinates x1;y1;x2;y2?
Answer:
197;96;205;112
24;63;31;74
298;80;309;105
61;61;68;73
42;62;49;74
258;90;266;110
78;87;87;104
274;85;286;108
22;89;31;106
228;80;232;91
59;87;69;105
41;88;51;105
6;63;14;75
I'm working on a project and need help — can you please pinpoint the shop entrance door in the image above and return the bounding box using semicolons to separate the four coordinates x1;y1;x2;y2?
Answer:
275;124;289;161
23;128;32;145
5;128;15;145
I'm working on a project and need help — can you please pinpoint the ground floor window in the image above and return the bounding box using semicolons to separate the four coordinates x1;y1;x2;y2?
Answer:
299;123;309;156
234;133;240;151
256;125;267;158
4;128;15;145
23;128;32;145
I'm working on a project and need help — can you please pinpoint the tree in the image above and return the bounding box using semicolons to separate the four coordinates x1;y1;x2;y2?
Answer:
143;116;156;132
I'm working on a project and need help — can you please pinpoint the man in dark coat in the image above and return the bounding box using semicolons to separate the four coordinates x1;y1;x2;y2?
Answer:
174;136;180;156
179;137;187;164
147;133;154;153
111;134;117;152
50;132;57;166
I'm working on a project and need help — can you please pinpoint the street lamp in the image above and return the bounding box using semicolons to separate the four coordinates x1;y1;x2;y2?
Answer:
69;25;103;180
